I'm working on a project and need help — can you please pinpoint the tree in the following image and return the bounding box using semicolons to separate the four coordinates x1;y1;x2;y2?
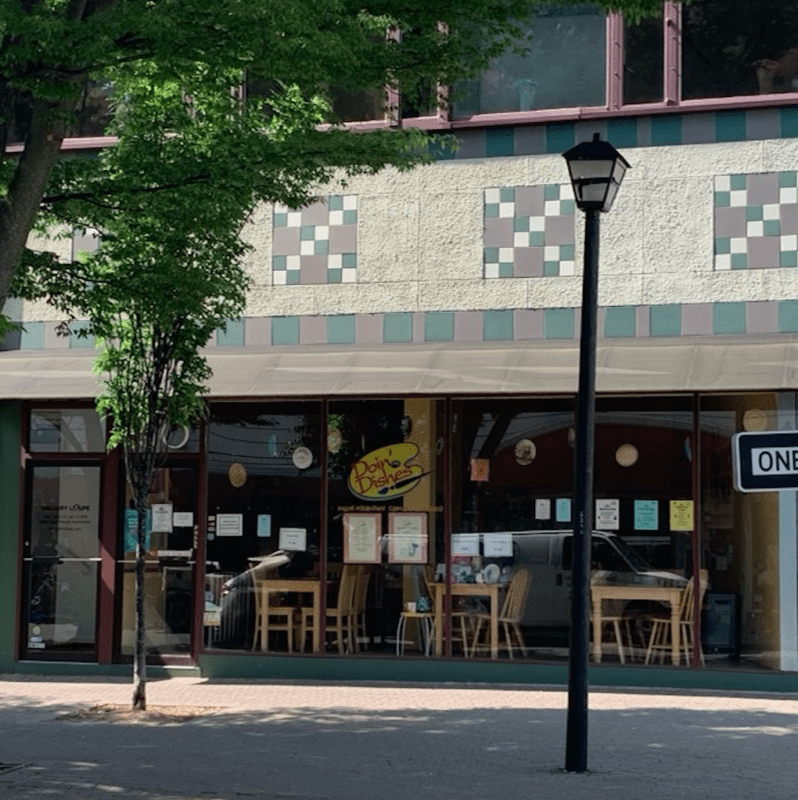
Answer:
1;0;667;330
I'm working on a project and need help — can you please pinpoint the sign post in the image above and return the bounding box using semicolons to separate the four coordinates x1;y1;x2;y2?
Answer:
732;431;798;492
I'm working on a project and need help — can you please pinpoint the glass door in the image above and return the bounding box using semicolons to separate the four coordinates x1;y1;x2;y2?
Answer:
21;464;102;660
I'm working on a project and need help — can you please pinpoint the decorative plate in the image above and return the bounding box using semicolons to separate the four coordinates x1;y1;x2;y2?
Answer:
483;564;501;584
292;446;313;470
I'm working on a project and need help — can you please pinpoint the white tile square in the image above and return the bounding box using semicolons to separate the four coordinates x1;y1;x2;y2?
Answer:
763;204;780;220
273;202;289;214
780;187;798;204
544;245;560;260
529;216;545;232
781;234;798;250
342;268;358;283
730;237;747;254
329;209;344;226
559;261;575;276
747;221;764;237
544;200;560;216
343;195;358;210
498;247;513;262
485;263;500;279
286;211;302;227
273;270;288;285
485;188;501;204
328;253;342;270
729;190;747;207
715;176;731;192
499;202;514;218
514;232;528;248
560;183;574;200
286;255;300;270
300;240;315;256
315;225;329;240
715;254;731;270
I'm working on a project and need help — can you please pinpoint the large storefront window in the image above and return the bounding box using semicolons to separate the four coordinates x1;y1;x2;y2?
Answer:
452;5;606;117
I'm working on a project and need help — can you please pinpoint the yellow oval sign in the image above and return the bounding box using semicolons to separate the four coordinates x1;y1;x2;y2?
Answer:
347;442;425;500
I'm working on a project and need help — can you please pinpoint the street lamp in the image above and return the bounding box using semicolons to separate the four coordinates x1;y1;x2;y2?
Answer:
562;133;629;773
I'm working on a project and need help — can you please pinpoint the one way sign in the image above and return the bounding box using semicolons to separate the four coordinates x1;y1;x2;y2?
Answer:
732;431;798;492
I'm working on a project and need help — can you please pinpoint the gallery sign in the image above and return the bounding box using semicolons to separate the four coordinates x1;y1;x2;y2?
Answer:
732;431;798;492
347;442;425;501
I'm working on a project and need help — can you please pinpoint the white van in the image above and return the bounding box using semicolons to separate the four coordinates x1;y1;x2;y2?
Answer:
503;530;687;629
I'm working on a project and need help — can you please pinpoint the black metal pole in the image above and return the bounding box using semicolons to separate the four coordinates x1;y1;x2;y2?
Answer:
565;206;600;773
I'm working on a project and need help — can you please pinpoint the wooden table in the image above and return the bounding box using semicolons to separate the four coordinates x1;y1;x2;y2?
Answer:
431;583;501;659
591;582;684;665
256;579;321;653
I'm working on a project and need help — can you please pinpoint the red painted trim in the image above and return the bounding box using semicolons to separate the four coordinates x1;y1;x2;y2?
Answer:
97;447;120;664
664;2;681;105
607;14;624;112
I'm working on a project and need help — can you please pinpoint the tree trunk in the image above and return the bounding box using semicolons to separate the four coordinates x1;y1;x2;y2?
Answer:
132;484;148;711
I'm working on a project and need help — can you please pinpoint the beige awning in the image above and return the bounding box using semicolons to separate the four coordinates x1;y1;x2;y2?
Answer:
2;335;798;401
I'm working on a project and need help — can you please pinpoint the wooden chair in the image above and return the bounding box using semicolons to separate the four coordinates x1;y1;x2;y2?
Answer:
352;565;373;652
301;563;359;653
469;568;531;659
253;580;297;653
645;570;709;665
395;565;435;656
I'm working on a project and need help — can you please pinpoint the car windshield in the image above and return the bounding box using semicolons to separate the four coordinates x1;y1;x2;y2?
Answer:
605;533;651;572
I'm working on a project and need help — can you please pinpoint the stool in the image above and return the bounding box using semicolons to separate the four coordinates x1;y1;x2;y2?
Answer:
396;611;434;656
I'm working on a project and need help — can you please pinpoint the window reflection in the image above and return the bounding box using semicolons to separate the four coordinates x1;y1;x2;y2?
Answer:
623;9;663;104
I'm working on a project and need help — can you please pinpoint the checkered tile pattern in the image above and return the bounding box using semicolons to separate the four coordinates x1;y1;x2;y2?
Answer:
484;184;576;278
714;172;798;270
272;195;358;285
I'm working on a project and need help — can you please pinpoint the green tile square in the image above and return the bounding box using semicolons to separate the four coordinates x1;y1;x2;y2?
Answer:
485;203;500;218
778;300;798;332
342;253;357;269
314;239;328;255
606;117;638;148
217;318;244;346
300;225;315;240
485;127;514;157
604;306;636;338
272;316;300;345
273;212;288;228
19;321;44;350
546;123;575;154
716;112;747;143
714;191;731;208
286;271;301;285
714;237;731;255
560;199;575;216
559;244;575;261
745;205;763;221
328;195;344;211
713;301;746;334
650;114;682;146
513;216;529;232
483;310;514;341
327;268;343;283
327;315;356;344
544;308;574;339
498;262;514;277
384;312;413;343
544;185;561;201
272;254;287;270
484;246;499;262
69;321;95;349
781;107;798;138
500;186;515;202
729;174;747;191
731;253;748;269
780;250;798;267
529;231;545;247
779;171;798;188
649;304;682;337
764;219;781;237
343;209;358;225
543;261;560;276
424;311;454;342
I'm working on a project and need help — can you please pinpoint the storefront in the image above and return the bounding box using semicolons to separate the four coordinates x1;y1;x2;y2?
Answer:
4;342;797;687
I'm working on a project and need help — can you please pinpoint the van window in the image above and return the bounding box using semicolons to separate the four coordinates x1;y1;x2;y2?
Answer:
562;535;636;572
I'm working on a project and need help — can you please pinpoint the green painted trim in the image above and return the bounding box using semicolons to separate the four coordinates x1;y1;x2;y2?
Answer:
0;403;21;673
11;661;201;678
485;127;514;158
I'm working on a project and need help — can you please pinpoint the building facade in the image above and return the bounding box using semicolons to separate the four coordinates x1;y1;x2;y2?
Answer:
2;2;798;690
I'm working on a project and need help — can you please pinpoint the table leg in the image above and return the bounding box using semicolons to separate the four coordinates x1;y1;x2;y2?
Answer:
592;595;603;663
312;588;320;653
490;590;498;659
670;599;680;665
434;588;444;656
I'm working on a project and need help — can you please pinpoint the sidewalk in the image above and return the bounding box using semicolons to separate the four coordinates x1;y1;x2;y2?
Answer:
1;674;797;799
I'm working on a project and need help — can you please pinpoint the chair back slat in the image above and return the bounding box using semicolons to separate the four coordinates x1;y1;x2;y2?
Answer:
500;568;531;621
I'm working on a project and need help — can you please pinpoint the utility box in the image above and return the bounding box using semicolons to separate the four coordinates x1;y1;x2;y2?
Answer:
702;592;739;655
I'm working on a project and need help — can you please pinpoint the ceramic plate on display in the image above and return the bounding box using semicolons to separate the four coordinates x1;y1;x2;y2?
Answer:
292;446;313;470
483;564;500;584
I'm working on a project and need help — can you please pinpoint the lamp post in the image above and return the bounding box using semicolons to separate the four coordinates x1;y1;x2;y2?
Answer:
562;133;629;773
